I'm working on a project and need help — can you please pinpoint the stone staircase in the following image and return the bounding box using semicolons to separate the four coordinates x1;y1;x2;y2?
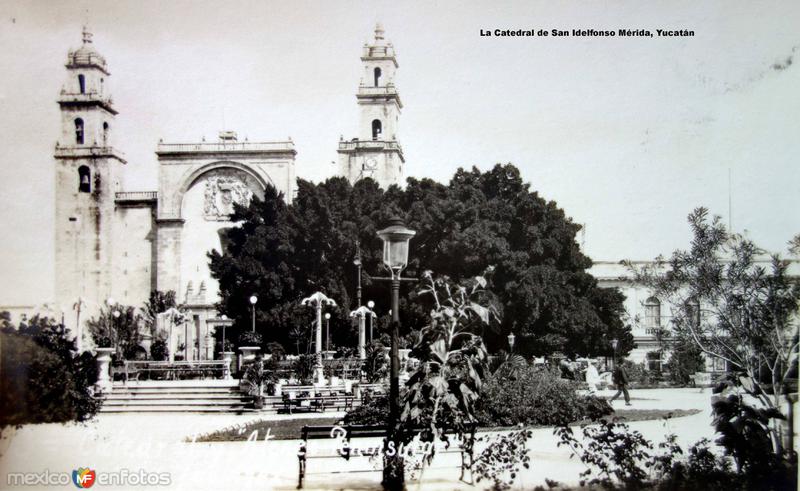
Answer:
98;380;253;413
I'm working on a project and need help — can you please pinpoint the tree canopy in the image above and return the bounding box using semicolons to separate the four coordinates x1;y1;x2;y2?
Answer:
209;164;632;358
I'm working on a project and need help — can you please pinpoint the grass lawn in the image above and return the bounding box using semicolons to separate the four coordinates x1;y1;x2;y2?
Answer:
190;408;700;442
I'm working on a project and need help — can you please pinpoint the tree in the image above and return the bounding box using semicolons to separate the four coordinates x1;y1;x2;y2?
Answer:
86;305;142;358
665;337;705;385
210;165;631;358
629;207;799;453
397;271;531;488
1;314;99;426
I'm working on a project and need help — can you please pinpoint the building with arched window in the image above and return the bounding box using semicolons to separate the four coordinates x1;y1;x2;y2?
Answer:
588;260;800;373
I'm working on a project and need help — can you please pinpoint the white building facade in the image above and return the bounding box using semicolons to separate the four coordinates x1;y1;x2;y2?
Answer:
589;259;800;373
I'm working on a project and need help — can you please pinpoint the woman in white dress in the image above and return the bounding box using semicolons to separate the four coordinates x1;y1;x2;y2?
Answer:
584;360;600;395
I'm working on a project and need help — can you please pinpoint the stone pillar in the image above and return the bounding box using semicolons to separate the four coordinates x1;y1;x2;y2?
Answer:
140;332;153;357
155;219;184;294
315;308;324;383
95;348;115;393
222;351;235;380
358;315;366;359
204;334;214;360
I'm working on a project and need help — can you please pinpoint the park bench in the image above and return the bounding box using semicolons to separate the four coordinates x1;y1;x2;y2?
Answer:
121;360;229;382
278;389;356;414
297;423;476;488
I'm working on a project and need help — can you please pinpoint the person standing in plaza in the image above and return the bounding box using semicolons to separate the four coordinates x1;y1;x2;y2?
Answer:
609;362;631;405
584;360;600;395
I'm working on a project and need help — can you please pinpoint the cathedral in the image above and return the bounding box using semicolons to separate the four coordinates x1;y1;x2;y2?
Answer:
54;25;404;357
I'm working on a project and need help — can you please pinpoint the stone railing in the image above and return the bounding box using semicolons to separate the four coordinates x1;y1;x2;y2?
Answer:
58;92;113;105
357;85;399;96
115;191;158;202
337;140;403;152
156;141;295;154
362;45;395;58
54;146;126;161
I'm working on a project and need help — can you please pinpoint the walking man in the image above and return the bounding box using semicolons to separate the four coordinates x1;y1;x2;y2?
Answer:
609;362;631;406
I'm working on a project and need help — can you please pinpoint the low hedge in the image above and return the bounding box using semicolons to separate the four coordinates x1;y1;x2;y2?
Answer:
476;366;603;427
344;367;612;428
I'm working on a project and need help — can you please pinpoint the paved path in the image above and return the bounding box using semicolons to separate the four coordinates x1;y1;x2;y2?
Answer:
0;388;717;490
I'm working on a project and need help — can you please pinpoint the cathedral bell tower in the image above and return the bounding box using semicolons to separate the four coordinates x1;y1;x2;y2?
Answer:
338;24;404;188
54;27;126;332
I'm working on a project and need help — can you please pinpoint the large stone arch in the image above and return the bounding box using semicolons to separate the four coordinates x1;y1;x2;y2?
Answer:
175;160;274;218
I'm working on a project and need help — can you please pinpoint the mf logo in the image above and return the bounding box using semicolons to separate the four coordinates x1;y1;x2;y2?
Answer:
72;468;96;488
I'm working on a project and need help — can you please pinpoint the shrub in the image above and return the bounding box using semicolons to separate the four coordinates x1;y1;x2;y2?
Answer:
293;354;316;383
238;330;263;346
334;346;356;359
665;338;705;386
361;341;387;383
95;335;113;348
476;366;587;427
344;392;389;425
216;339;234;354
242;358;273;396
86;305;141;357
1;318;99;426
554;416;797;490
264;341;286;360
621;360;663;388
150;338;169;361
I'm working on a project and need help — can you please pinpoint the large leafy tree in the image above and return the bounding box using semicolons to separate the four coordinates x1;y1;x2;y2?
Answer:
209;164;631;357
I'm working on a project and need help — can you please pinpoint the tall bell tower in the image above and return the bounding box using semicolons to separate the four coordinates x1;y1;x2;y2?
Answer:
54;27;126;332
338;24;404;188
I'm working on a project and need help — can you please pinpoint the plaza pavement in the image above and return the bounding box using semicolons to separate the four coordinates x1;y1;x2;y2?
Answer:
0;388;721;490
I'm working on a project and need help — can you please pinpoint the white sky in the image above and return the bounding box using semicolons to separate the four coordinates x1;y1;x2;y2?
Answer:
1;0;798;305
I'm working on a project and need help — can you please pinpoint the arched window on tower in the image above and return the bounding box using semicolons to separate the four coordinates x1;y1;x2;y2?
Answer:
78;74;86;94
78;165;91;193
373;67;381;87
644;296;661;333
371;119;382;140
74;118;84;145
103;122;109;145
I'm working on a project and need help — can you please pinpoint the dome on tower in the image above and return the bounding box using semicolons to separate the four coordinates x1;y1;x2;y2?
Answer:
67;26;107;71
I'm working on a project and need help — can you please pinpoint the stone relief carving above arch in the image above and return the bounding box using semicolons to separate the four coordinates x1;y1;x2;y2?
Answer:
200;168;260;221
169;161;274;220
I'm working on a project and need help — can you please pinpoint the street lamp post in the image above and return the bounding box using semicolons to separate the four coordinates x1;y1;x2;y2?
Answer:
325;313;331;352
611;338;619;371
507;332;516;353
301;292;337;383
376;216;416;488
249;295;258;332
112;309;121;356
350;305;376;359
353;244;362;307
221;314;228;353
367;300;375;342
106;298;119;354
73;297;86;352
